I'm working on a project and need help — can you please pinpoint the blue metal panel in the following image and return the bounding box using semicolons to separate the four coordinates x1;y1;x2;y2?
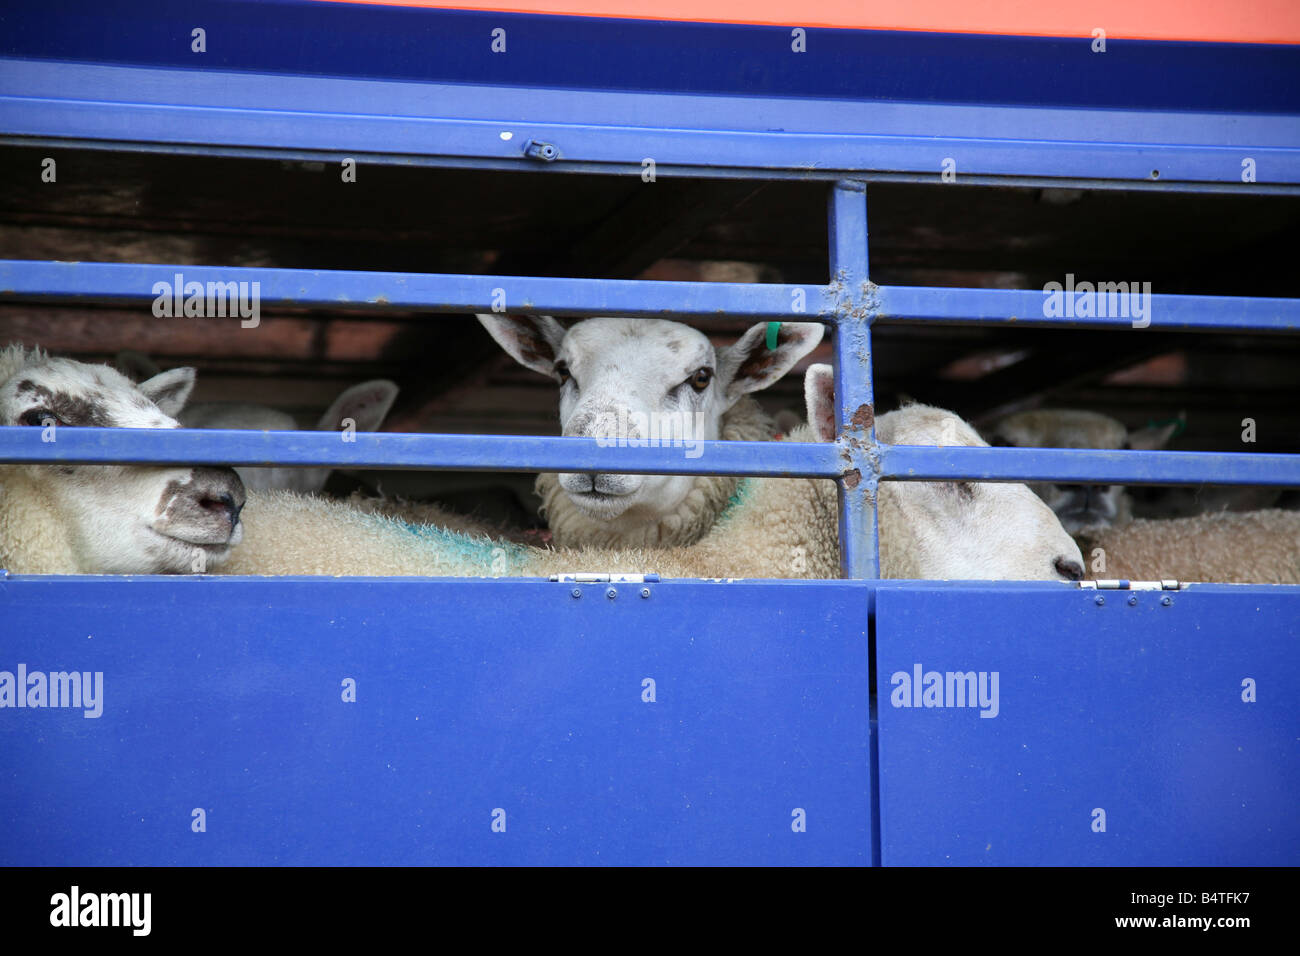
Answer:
3;54;1299;186
0;576;874;866
2;1;1298;113
874;583;1300;865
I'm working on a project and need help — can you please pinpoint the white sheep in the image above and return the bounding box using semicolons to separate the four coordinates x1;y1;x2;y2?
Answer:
0;344;245;574
0;350;1083;581
220;365;1084;581
476;314;824;548
985;408;1179;532
116;350;398;493
1076;510;1300;584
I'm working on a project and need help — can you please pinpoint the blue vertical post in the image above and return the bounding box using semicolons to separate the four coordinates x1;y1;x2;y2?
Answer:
828;180;879;579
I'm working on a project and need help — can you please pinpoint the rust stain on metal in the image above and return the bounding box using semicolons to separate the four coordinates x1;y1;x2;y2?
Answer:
850;403;874;430
843;468;861;489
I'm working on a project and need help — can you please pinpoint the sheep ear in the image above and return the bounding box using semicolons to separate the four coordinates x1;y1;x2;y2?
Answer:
317;380;399;432
138;367;196;417
477;313;567;381
717;321;824;405
114;350;161;382
1126;417;1181;450
803;364;836;441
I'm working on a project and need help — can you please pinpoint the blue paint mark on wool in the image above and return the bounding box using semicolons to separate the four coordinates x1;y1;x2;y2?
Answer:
398;521;530;574
716;478;754;524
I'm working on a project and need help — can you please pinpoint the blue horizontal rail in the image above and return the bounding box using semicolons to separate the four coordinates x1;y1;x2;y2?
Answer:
1;427;1296;489
877;286;1300;333
880;445;1300;488
4;57;1300;188
0;260;810;321
0;428;844;478
3;260;1299;332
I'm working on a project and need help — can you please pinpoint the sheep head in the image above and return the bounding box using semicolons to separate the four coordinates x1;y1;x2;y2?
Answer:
802;365;1084;581
985;409;1178;533
478;314;823;526
0;344;245;574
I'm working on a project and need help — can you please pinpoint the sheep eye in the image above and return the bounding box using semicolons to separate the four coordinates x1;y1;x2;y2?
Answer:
554;361;573;386
687;367;713;392
18;408;60;427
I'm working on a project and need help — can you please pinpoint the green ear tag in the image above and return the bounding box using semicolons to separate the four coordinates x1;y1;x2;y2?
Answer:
766;321;781;351
1146;417;1187;438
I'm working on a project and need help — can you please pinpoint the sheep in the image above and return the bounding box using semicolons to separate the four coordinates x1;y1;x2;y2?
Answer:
984;408;1180;533
116;350;398;493
476;314;824;548
221;365;1085;581
1;348;1082;581
343;488;514;541
1075;510;1300;584
984;407;1295;529
0;344;245;574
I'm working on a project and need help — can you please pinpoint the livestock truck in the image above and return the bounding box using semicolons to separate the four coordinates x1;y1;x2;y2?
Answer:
0;0;1297;867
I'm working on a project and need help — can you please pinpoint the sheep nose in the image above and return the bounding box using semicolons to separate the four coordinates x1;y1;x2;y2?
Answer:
199;491;242;528
1055;556;1084;581
193;466;246;528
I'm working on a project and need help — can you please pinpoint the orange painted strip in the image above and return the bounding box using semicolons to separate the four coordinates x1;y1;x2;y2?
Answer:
315;0;1300;44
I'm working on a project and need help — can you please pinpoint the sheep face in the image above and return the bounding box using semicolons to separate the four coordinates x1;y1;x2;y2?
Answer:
479;314;823;529
985;409;1177;534
877;405;1085;581
0;346;245;573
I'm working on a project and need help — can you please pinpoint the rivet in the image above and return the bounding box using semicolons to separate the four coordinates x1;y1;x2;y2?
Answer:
1127;596;1137;606
606;587;617;599
640;587;651;598
570;588;581;599
1095;595;1105;606
1162;596;1173;607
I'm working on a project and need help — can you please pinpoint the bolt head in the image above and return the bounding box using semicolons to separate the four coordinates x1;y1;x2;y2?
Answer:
606;587;617;599
1127;596;1138;606
1095;595;1105;606
570;587;581;599
640;587;651;598
1162;596;1173;606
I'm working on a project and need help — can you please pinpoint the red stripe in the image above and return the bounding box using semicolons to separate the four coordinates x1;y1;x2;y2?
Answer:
315;0;1300;45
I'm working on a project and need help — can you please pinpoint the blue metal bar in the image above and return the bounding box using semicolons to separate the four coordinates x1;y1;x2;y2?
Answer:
0;260;816;321
877;286;1300;333
2;428;1293;488
9;136;1300;197
4;58;1300;186
0;427;844;478
828;180;879;580
6;261;1298;334
879;445;1300;488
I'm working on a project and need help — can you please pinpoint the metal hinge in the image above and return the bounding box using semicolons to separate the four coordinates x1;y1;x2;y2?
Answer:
1080;579;1182;590
549;572;661;584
